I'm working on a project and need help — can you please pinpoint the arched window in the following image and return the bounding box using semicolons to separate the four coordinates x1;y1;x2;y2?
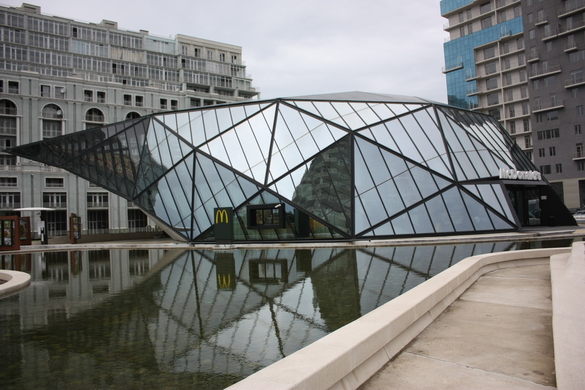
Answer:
126;111;141;120
42;104;63;139
85;108;104;129
0;100;18;165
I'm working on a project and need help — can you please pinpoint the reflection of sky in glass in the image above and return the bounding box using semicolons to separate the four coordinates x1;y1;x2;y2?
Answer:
0;241;570;389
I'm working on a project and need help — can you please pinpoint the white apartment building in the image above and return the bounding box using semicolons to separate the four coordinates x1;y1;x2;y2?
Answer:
0;3;258;236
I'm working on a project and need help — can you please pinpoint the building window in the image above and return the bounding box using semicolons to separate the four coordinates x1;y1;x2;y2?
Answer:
578;161;585;171
128;209;147;229
41;85;51;97
538;148;545;157
0;177;17;187
555;163;563;174
523;119;530;132
42;104;64;139
160;98;167;109
487;92;499;106
171;100;178;110
190;98;200;107
576;124;582;134
55;86;66;99
85;108;104;129
247;204;286;229
481;16;493;29
135;95;143;107
84;90;93;102
509;121;516;134
549;146;556;156
87;210;109;232
486;77;498;90
43;192;66;208
480;2;491;14
124;94;132;106
87;192;108;208
578;105;584;116
219;53;226;62
485;61;497;75
540;165;551;174
126;112;141;120
0;100;18;166
194;47;200;57
8;81;19;94
577;143;584;158
0;192;20;209
45;178;64;188
525;135;532;148
97;91;106;103
536;128;560;140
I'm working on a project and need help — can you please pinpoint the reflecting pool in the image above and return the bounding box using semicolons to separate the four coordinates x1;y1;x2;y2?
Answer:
0;240;572;389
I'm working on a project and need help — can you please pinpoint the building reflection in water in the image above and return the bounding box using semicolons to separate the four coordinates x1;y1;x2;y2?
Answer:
0;241;521;389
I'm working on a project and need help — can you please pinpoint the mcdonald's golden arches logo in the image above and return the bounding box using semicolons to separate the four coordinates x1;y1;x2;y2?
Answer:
215;208;230;224
217;274;234;289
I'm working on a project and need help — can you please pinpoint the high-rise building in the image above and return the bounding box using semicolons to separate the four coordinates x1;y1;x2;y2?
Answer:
441;0;585;209
0;3;257;236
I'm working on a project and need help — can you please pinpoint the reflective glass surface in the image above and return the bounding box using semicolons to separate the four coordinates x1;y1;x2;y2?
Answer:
9;94;572;242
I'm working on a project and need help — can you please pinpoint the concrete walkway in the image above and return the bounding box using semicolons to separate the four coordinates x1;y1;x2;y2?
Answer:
361;263;556;390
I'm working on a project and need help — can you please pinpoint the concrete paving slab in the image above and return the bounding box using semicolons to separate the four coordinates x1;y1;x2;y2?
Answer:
460;271;552;311
361;352;555;390
362;265;556;389
486;263;551;280
405;300;555;386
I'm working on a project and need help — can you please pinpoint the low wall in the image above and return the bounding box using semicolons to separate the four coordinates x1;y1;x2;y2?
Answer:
227;247;569;390
550;242;585;390
0;270;31;298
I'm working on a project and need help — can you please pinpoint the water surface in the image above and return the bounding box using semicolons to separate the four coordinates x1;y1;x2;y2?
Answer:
0;240;571;389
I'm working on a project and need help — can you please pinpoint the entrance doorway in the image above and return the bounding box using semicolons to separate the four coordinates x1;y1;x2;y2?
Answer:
506;184;575;227
508;187;542;226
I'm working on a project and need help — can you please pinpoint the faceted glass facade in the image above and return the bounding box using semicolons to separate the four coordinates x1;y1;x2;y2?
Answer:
8;92;573;242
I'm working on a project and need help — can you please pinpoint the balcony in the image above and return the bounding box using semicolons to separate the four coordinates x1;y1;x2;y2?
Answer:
543;21;585;41
0;202;20;209
529;65;562;80
43;201;66;209
565;76;585;89
573;150;585;161
532;100;565;114
558;0;585;18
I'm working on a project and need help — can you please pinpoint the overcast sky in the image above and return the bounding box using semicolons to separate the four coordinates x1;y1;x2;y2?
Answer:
3;0;449;102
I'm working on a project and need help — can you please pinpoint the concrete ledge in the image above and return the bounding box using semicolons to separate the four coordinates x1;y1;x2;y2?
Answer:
550;242;585;390
0;270;31;298
227;247;569;390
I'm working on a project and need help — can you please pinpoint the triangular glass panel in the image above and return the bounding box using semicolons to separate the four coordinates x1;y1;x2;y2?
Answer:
190;152;261;239
134;118;193;195
201;106;274;182
439;186;476;231
354;137;449;233
442;108;514;167
267;104;347;183
133;153;195;240
359;115;452;178
391;213;414;235
463;184;515;224
348;102;384;128
268;136;352;234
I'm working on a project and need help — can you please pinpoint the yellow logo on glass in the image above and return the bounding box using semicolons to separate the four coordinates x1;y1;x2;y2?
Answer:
215;209;229;224
217;274;232;289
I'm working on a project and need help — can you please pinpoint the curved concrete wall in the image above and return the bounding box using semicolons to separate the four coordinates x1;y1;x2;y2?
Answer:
0;270;31;298
227;247;570;390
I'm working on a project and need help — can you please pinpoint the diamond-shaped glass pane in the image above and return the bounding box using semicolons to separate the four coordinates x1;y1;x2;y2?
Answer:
269;136;352;234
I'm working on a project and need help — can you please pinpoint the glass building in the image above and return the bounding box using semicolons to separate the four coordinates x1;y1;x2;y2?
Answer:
8;91;575;242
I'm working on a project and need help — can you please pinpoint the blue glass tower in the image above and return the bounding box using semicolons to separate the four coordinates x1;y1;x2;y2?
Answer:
441;0;524;109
